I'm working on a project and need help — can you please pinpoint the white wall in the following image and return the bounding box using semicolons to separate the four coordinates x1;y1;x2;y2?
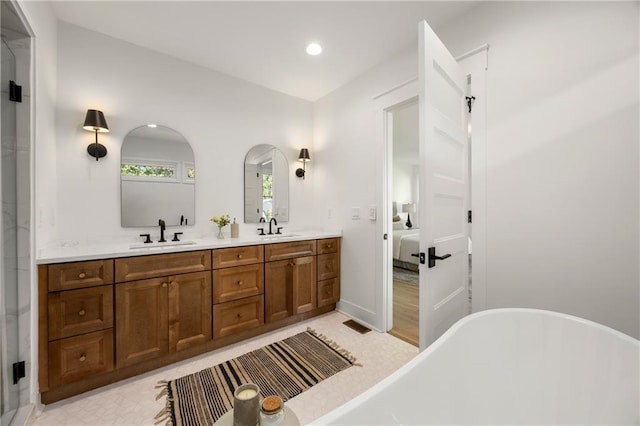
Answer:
315;2;639;338
53;23;314;244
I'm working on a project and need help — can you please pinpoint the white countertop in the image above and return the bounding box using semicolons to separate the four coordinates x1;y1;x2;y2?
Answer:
36;230;342;264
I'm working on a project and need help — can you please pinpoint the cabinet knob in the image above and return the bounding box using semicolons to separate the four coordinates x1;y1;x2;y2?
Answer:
78;309;86;316
237;253;243;259
237;280;243;286
161;282;167;288
236;313;241;319
79;354;86;362
327;244;333;249
78;272;86;279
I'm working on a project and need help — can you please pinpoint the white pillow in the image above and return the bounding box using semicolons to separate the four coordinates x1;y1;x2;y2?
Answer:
392;222;405;230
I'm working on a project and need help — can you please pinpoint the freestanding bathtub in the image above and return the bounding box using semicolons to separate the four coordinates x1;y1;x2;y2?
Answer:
313;309;639;425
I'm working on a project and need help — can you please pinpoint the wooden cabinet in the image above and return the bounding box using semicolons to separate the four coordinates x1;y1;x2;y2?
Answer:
116;277;169;367
212;246;264;338
317;238;341;307
39;237;339;403
48;259;114;291
49;329;114;387
265;241;318;323
213;295;264;338
48;285;113;340
115;250;210;282
116;270;212;367
169;272;212;352
43;260;116;389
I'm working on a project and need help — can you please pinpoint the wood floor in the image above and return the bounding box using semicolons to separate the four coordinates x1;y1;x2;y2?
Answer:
388;279;419;347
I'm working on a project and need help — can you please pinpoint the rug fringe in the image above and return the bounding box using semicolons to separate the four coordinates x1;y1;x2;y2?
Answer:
154;390;174;426
306;327;362;366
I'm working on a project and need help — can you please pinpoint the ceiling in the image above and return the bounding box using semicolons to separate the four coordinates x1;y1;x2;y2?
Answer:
50;1;478;101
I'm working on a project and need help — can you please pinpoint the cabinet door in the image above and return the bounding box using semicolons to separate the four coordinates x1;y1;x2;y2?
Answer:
265;256;316;323
265;259;293;323
116;277;168;367
292;256;316;315
168;271;212;352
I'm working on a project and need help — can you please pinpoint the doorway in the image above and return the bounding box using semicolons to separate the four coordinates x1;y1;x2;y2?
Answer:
380;44;488;349
387;100;420;346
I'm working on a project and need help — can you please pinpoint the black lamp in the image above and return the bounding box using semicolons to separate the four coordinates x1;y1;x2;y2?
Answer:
83;109;109;161
403;203;416;228
295;148;310;179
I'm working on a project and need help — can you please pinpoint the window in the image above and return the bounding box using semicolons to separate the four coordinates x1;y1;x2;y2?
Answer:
121;159;179;182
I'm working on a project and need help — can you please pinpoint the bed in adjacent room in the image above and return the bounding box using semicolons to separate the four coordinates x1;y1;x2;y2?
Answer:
392;225;420;271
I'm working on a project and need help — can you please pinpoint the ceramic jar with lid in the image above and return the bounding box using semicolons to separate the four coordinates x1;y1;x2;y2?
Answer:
260;395;284;426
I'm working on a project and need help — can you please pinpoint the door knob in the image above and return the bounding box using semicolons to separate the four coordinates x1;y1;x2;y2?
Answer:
428;247;451;268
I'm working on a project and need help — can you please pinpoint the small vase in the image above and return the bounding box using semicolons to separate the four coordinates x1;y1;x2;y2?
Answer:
217;227;224;239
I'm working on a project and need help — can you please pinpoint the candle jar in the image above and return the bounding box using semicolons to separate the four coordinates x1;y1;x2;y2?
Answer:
233;383;260;426
260;395;285;426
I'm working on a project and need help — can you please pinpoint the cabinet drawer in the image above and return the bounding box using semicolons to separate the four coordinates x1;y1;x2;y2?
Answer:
317;238;339;255
48;285;114;340
213;295;264;339
49;329;114;387
265;240;316;262
213;264;263;304
48;260;114;291
213;245;264;269
318;278;340;308
317;253;339;281
115;250;211;282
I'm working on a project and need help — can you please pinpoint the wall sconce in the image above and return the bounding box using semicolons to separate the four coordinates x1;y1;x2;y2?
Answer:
83;109;109;161
403;203;416;228
295;148;310;179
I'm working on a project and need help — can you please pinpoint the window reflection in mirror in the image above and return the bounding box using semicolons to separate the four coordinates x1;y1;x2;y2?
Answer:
244;144;289;223
121;125;195;227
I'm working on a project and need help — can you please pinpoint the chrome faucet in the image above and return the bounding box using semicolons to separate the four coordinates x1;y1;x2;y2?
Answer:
268;217;278;235
158;219;166;242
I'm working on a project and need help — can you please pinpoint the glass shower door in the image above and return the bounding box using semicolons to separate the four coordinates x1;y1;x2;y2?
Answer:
0;36;20;426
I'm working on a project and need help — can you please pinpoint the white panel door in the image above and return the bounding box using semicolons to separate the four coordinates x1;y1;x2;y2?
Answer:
418;20;469;350
244;164;261;222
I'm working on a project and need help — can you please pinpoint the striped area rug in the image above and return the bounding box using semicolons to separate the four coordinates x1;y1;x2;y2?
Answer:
155;328;359;426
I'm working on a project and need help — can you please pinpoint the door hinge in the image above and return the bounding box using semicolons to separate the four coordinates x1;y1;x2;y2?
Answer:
9;80;22;103
13;360;25;385
465;96;475;113
468;210;472;223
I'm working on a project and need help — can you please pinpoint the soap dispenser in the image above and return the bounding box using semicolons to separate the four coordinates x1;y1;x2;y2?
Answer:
231;217;239;238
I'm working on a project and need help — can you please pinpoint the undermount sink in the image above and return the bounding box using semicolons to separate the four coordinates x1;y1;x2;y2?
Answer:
259;233;299;240
129;240;196;250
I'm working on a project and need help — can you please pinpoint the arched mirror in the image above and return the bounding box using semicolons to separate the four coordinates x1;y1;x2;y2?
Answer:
121;125;195;227
244;144;289;223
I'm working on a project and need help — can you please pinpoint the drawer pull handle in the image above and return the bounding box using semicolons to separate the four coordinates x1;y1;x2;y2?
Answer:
78;272;86;279
237;254;243;259
161;282;167;288
237;280;243;286
78;309;86;316
327;244;333;249
236;313;242;319
79;354;86;362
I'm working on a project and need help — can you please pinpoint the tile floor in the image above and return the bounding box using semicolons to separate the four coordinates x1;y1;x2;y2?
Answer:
32;312;418;425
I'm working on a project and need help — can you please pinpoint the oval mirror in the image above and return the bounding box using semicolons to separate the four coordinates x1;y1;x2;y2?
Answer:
244;144;289;223
121;125;195;227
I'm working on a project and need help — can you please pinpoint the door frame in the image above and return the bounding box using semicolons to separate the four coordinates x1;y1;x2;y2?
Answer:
377;44;488;335
374;79;419;331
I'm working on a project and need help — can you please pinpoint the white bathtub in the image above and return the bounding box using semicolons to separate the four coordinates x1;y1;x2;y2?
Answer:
314;309;639;425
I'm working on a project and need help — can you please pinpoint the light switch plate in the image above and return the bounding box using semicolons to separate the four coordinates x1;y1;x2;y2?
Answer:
368;206;377;221
351;207;360;220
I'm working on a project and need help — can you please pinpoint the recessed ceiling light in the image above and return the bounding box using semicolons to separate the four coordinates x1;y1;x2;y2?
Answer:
147;124;157;128
306;43;322;56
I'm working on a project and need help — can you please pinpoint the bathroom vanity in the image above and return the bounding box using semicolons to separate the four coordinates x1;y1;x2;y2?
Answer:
37;233;341;403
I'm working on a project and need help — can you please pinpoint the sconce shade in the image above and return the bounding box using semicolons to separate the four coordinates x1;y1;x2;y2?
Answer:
83;109;109;133
298;148;310;162
83;109;109;161
295;148;310;179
